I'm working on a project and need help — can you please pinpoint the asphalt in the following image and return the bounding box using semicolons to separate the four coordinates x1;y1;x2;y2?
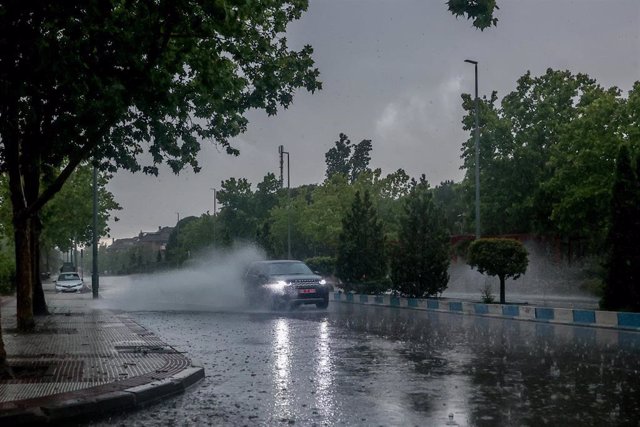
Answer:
0;286;204;426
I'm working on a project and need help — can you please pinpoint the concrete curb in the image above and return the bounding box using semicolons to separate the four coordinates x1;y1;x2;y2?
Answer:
332;292;640;332
0;364;204;426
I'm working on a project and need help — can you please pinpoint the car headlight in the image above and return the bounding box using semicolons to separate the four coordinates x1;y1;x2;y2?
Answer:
265;281;288;293
319;279;327;286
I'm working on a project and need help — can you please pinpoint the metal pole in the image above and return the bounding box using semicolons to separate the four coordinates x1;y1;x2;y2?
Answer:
210;188;216;245
278;145;284;188
286;152;291;260
465;59;481;238
278;145;291;259
92;166;99;298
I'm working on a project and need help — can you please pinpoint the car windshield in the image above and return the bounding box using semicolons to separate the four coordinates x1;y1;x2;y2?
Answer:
58;273;80;281
267;262;313;276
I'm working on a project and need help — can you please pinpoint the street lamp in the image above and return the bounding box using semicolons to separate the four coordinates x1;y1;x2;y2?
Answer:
210;187;217;245
464;59;481;239
210;188;217;216
278;145;291;259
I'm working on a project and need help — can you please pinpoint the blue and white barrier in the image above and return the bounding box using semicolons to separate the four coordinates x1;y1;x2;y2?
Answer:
332;292;640;331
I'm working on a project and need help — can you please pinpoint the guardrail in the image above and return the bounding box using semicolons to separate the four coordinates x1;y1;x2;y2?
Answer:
331;292;640;331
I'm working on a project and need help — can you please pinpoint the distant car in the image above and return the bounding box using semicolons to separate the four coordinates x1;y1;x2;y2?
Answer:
244;260;330;310
55;272;85;293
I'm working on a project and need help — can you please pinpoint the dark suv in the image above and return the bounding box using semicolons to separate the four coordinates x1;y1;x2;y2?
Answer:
244;260;330;310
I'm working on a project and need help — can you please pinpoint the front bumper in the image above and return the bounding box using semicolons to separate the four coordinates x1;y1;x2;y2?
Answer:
274;287;329;304
56;284;84;292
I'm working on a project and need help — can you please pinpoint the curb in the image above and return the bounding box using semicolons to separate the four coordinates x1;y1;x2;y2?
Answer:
0;364;205;426
332;292;640;332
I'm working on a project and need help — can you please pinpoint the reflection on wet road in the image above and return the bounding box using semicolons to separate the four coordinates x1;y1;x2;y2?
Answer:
93;303;640;426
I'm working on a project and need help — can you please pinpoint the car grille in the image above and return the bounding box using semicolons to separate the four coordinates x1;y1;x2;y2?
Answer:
290;279;320;288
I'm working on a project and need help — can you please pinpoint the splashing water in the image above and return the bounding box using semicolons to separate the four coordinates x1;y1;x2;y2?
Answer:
97;244;265;312
445;240;600;308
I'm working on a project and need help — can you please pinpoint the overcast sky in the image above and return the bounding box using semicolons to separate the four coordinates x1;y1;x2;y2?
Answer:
106;0;640;240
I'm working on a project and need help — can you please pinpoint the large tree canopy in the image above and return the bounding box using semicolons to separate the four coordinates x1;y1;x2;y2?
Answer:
0;1;322;334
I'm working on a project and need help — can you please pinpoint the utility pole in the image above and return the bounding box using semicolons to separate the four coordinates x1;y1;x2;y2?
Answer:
278;145;291;259
465;59;481;239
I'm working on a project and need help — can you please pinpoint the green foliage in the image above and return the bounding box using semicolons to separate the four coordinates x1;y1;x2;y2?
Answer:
336;190;386;292
545;84;640;250
324;133;373;183
165;216;200;265
304;256;336;277
458;70;640;254
447;0;500;30
601;145;640;312
0;244;15;295
1;1;322;177
325;133;352;180
216;177;257;241
461;70;597;236
270;176;352;258
41;165;121;252
390;176;450;298
0;2;322;329
467;238;528;304
432;180;466;235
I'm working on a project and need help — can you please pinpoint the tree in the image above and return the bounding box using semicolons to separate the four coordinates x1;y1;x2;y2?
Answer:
545;83;639;251
0;2;322;340
324;133;372;183
349;138;372;183
325;133;352;180
391;176;450;298
216;177;258;242
336;190;386;293
432;180;466;235
601;145;640;311
460;70;597;236
165;216;199;266
41;165;120;253
467;238;528;304
0;166;119;314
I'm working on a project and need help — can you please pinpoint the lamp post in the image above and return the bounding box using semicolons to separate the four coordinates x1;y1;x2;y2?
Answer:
210;187;217;245
92;165;99;299
210;188;217;216
464;59;481;239
278;145;291;259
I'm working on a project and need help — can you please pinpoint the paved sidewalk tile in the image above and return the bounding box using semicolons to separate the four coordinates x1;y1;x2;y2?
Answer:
0;289;204;425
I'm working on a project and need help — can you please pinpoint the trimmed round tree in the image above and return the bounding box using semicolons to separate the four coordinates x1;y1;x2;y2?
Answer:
467;238;528;304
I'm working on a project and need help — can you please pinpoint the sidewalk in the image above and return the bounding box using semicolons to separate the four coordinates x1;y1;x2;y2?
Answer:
0;288;204;426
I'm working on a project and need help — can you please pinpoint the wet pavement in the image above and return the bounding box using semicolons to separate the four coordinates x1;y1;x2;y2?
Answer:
0;286;203;426
89;302;640;426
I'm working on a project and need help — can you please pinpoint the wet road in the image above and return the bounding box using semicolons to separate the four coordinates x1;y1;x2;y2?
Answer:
89;299;640;426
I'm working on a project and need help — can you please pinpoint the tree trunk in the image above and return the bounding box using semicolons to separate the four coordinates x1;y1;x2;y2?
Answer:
15;217;35;331
31;217;48;315
0;309;10;378
499;274;506;304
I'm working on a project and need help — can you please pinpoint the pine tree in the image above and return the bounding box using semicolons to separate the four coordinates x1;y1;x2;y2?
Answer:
336;190;386;292
601;145;640;311
390;176;450;297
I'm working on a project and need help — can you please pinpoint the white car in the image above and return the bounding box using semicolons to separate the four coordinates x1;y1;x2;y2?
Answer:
55;272;85;293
